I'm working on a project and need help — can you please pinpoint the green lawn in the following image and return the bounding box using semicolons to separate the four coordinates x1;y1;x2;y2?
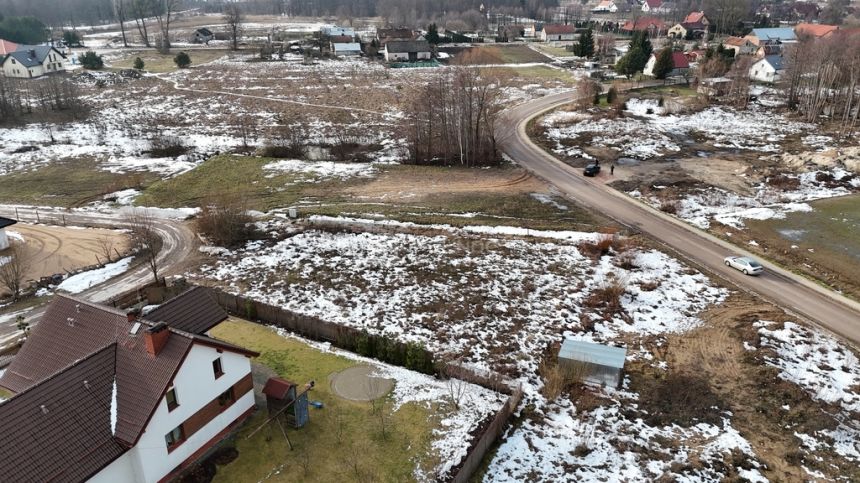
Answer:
209;319;436;482
531;43;577;58
110;49;231;73
0;158;152;207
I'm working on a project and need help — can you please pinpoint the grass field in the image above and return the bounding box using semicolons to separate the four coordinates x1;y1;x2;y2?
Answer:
209;318;436;482
110;49;231;73
530;43;577;58
489;64;576;83
0;158;152;207
454;44;552;64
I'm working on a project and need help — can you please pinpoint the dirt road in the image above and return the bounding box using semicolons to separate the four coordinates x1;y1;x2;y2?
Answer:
498;90;860;344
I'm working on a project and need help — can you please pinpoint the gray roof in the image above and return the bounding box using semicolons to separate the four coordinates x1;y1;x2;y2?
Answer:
3;45;62;68
386;40;431;54
559;339;627;368
751;28;796;42
0;216;16;229
763;55;785;70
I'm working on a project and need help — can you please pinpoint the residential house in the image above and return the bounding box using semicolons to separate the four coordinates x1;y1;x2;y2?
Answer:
191;28;214;44
540;24;576;42
749;55;784;83
0;288;259;483
745;27;797;47
524;23;542;38
0;39;18;61
376;28;415;47
592;0;619;13
0;216;16;250
643;51;690;77
321;26;355;38
795;23;838;38
722;36;757;56
332;42;362;57
642;0;672;13
558;339;627;388
669;11;709;38
621;17;667;36
383;40;432;62
697;77;732;97
1;45;65;78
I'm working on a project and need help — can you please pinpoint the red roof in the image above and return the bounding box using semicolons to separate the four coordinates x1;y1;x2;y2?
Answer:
644;0;663;9
0;39;18;56
795;23;838;38
263;377;296;400
543;24;576;35
622;17;666;32
330;35;355;43
672;52;690;68
683;11;706;24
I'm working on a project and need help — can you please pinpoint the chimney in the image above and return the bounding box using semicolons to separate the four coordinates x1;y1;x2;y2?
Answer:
144;323;170;357
127;310;138;323
29;49;36;59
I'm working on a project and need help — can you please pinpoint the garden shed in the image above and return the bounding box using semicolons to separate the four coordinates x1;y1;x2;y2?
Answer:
262;376;310;428
558;339;627;388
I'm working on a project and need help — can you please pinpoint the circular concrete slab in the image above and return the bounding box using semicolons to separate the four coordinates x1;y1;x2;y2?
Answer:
330;365;394;401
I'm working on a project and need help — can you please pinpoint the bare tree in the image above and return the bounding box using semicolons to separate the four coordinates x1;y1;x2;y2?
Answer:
96;235;115;265
124;209;162;284
131;0;154;48
0;243;33;301
154;0;181;53
114;0;129;47
224;4;244;51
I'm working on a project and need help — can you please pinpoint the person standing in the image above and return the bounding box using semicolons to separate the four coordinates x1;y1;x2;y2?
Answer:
610;163;615;175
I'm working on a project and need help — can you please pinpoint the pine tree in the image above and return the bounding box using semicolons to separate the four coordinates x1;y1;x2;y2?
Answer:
174;51;191;69
426;23;441;45
575;28;595;58
80;51;104;70
607;86;618;104
652;48;674;80
133;57;145;70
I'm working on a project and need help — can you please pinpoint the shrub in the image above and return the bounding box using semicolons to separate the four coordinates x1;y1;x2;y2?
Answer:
259;141;305;159
174;51;191;68
584;277;627;315
355;331;373;357
148;133;188;157
197;197;256;248
80;51;104;69
578;234;615;259
405;342;434;374
767;174;800;190
659;200;680;214
606;86;618;104
133;57;145;70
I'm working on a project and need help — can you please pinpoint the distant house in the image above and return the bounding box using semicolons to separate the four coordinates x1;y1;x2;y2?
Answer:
669;11;709;38
558;339;627;388
384;40;432;62
642;0;662;12
749;55;785;83
0;288;259;483
643;51;690;77
621;17;666;36
698;77;732;97
794;23;838;38
332;42;362;57
0;216;17;250
0;39;18;60
191;27;214;44
524;23;542;38
321;26;355;38
592;0;618;13
722;36;757;56
1;45;65;78
376;28;415;47
497;24;525;42
745;27;797;47
540;24;576;42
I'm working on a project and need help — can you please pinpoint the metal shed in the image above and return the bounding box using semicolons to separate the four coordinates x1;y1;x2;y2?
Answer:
558;339;627;388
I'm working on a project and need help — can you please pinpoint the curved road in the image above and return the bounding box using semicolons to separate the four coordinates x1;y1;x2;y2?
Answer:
499;91;860;344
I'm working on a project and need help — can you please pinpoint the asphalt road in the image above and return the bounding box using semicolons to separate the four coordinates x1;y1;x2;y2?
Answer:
498;91;860;344
0;206;197;350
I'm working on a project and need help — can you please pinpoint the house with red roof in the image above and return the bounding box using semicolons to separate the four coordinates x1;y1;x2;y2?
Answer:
643;51;691;77
540;24;576;41
794;23;838;38
0;39;19;57
0;287;259;483
621;17;667;36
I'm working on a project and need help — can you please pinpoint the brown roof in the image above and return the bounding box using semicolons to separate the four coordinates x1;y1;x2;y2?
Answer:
330;35;355;43
543;24;575;35
621;17;666;32
795;23;838;38
262;377;296;400
145;286;228;334
0;344;128;483
724;36;751;46
377;28;414;40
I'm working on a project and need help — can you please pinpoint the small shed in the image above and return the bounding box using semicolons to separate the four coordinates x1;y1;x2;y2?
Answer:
0;216;17;251
558;339;627;388
262;377;309;428
191;28;214;44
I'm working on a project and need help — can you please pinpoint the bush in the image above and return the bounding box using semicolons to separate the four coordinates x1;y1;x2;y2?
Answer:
174;51;191;68
659;200;680;214
80;51;104;69
197;197;256;248
606;86;618;104
405;342;434;374
767;174;801;190
133;57;145;70
148;133;188;157
584;277;627;315
259;141;305;159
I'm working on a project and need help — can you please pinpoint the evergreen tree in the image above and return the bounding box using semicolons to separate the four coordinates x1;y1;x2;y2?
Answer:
62;30;81;47
133;57;145;70
615;31;653;78
575;28;595;58
629;31;653;59
0;16;47;44
652;48;674;80
174;51;191;69
607;86;618;104
80;51;104;70
426;23;441;45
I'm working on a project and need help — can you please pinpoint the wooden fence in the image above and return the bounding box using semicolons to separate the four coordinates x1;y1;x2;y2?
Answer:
203;285;523;481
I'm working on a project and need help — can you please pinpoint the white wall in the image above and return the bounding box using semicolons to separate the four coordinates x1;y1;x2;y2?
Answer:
89;451;140;483
114;343;254;483
0;230;8;251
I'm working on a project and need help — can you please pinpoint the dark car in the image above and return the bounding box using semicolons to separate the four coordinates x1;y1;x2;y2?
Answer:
583;163;601;177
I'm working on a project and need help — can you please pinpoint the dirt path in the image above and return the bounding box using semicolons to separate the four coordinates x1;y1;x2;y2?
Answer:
2;224;131;283
348;167;547;201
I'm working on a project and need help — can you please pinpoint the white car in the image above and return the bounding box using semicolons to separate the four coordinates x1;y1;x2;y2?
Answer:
724;256;763;276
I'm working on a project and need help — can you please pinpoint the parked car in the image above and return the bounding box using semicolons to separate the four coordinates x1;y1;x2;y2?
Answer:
583;163;601;177
724;256;763;275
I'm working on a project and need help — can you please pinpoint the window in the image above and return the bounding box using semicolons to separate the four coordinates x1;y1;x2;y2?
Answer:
166;387;179;411
218;387;235;407
212;357;224;378
164;425;184;450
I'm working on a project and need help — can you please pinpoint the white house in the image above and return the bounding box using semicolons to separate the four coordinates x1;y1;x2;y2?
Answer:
384;40;432;62
722;36;758;56
540;24;576;42
749;55;784;83
332;42;362;56
591;0;618;13
1;45;65;78
643;51;690;77
0;288;259;483
0;216;16;251
642;0;662;12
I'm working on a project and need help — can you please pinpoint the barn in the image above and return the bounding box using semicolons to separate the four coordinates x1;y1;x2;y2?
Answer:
558;339;627;388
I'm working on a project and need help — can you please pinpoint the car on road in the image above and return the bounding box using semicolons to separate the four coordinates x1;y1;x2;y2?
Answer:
724;256;763;276
583;163;601;177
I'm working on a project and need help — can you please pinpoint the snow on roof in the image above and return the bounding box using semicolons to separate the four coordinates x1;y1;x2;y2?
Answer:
559;339;627;369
